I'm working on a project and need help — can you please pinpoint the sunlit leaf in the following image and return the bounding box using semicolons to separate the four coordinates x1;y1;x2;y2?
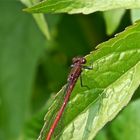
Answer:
24;0;140;14
131;9;140;23
38;21;140;140
103;9;125;35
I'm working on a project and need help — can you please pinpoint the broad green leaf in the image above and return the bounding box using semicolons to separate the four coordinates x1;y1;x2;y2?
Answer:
109;99;140;140
24;0;140;14
0;1;45;140
103;9;125;35
21;0;51;40
38;20;140;140
131;9;140;23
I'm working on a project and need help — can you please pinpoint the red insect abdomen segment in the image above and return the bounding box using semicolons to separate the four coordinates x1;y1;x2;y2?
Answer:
67;65;82;82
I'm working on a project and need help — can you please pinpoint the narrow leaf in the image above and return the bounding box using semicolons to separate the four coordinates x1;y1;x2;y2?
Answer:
131;9;140;23
103;9;125;35
24;0;140;14
21;0;51;40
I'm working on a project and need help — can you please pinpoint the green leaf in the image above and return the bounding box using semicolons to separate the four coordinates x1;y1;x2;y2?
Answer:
109;99;140;140
24;0;140;14
38;21;140;140
103;9;125;35
0;1;45;140
131;9;140;23
21;0;51;40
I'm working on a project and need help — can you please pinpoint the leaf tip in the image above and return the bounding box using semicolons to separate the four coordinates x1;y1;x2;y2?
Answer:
22;8;30;12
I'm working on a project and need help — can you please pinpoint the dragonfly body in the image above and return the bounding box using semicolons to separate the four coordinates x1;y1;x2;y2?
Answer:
46;57;88;140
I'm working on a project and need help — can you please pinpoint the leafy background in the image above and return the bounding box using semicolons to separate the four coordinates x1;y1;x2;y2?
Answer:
0;0;140;140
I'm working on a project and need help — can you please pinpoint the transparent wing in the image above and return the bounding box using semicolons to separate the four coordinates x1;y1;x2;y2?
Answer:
38;84;68;140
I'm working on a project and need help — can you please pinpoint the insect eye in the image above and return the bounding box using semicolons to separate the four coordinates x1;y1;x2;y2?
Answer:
82;58;86;64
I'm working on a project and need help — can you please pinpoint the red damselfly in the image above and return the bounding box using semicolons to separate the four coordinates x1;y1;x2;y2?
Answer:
46;57;92;140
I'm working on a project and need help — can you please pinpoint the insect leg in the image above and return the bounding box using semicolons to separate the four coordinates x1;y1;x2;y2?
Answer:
80;75;90;90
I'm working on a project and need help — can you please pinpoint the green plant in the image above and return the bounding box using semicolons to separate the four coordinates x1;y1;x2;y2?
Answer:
1;0;140;140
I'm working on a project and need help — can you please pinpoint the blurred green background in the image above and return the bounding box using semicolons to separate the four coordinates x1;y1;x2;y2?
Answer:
0;0;140;140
